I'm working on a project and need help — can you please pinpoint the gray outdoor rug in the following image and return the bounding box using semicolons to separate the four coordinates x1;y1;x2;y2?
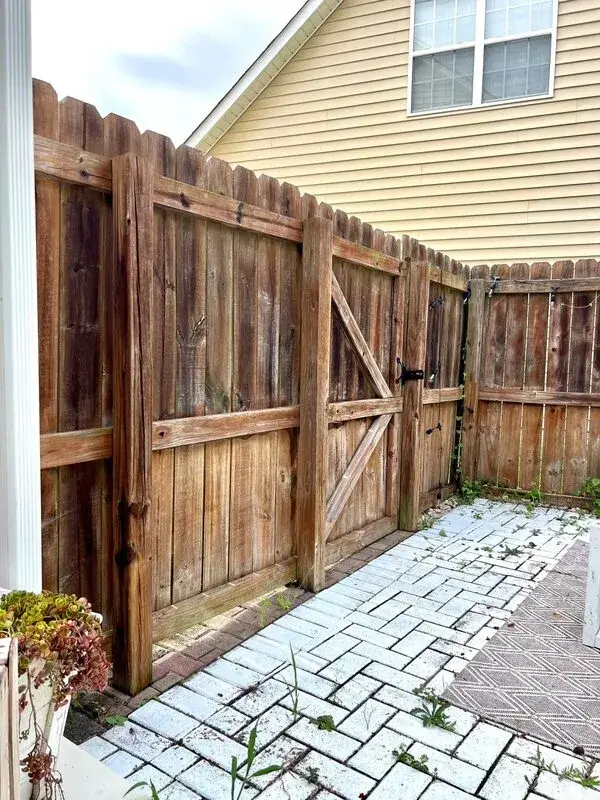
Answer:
444;540;600;756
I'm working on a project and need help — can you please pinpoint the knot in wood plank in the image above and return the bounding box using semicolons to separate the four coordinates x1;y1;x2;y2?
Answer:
129;500;150;520
115;544;137;568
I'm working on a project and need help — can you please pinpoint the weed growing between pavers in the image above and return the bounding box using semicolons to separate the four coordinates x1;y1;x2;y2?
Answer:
580;477;600;517
312;714;336;731
275;594;293;612
411;687;457;732
230;725;281;800
526;746;600;790
307;766;320;784
393;745;436;776
458;480;487;505
289;645;300;721
419;513;437;530
499;544;525;559
104;714;128;727
524;484;544;516
258;592;294;627
124;780;159;799
258;598;271;628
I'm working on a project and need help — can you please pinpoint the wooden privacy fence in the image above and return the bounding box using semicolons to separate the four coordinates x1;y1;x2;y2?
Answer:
462;260;600;500
32;80;468;693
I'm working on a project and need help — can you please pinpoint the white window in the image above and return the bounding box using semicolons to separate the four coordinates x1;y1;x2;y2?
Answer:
409;0;558;114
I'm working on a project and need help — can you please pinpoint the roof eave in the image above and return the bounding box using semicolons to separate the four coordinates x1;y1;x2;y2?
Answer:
185;0;343;151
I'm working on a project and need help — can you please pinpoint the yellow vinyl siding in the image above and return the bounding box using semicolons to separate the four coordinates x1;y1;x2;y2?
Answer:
209;0;600;263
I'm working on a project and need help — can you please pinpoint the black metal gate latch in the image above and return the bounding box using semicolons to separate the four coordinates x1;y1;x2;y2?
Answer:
396;359;425;384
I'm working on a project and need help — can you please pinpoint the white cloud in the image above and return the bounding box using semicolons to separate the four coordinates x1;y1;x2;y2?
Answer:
32;0;305;144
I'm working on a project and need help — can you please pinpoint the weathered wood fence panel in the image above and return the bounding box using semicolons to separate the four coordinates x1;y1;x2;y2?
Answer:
33;80;468;692
34;84;114;628
464;259;600;501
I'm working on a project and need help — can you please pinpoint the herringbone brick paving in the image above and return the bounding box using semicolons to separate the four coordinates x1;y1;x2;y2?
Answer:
83;500;600;799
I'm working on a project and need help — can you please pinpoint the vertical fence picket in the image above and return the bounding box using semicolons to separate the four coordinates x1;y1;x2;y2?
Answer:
172;146;207;603
497;263;529;488
520;262;551;490
33;81;61;598
253;175;282;572
385;235;404;520
202;156;235;591
563;259;596;494
142;130;177;611
111;153;153;694
229;166;260;581
328;209;351;543
275;182;302;565
398;240;429;530
542;261;574;493
462;278;486;481
56;96;107;617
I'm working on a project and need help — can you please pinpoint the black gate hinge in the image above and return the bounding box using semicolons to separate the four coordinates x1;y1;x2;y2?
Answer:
429;295;445;310
396;359;425;384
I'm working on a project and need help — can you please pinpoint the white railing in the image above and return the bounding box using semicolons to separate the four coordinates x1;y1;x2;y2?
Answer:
0;638;19;800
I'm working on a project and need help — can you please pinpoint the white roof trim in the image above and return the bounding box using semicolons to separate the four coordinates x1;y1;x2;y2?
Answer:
185;0;343;151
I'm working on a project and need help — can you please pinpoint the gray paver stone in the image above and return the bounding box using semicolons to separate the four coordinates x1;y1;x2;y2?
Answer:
479;755;537;800
348;726;413;780
296;751;376;800
455;723;513;770
367;760;432;800
408;743;485;792
337;698;396;742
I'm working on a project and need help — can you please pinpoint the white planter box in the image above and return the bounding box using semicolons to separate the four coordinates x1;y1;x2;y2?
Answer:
5;605;104;800
584;525;600;648
18;669;71;800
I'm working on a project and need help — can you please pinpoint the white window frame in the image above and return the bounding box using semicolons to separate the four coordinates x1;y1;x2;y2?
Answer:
407;0;559;117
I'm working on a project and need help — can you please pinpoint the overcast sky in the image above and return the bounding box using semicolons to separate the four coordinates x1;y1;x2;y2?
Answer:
31;1;305;145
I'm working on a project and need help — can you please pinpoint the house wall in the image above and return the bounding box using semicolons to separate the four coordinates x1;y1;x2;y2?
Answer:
208;0;600;264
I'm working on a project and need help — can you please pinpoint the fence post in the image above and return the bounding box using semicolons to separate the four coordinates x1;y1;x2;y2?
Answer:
398;243;429;531
385;238;405;522
462;279;486;481
111;153;153;695
296;217;333;593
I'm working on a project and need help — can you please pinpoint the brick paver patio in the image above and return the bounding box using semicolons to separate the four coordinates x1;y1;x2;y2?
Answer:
82;499;600;799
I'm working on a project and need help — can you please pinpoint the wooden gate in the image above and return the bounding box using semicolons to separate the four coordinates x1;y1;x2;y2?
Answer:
296;225;469;591
297;215;406;591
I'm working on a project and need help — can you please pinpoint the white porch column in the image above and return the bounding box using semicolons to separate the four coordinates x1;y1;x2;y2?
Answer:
0;0;42;591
